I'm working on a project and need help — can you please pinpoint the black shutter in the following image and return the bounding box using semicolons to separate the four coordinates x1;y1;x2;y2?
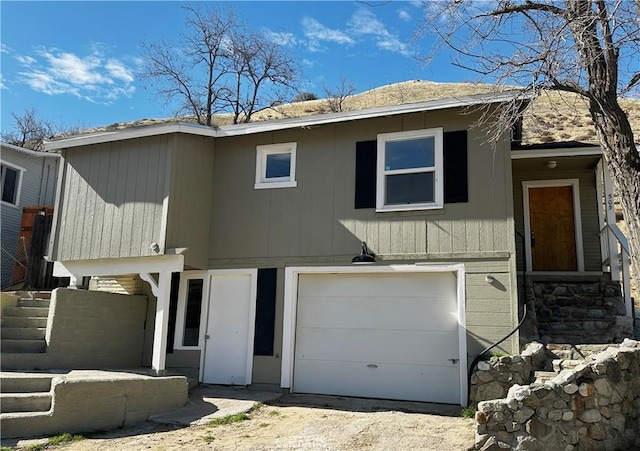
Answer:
443;130;468;204
355;140;377;209
253;268;277;356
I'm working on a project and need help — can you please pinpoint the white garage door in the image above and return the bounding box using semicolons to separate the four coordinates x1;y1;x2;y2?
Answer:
294;272;460;404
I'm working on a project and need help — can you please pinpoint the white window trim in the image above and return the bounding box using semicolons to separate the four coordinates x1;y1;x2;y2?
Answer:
1;160;26;207
254;142;297;189
174;271;210;350
522;179;585;272
376;128;443;212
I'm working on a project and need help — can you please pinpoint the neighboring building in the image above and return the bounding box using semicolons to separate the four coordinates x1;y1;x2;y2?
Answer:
1;143;60;288
44;91;632;406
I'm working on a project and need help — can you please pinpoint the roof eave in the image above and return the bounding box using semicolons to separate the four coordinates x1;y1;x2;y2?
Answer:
44;89;532;151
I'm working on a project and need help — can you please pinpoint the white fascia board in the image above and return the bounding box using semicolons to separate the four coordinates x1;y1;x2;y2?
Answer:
43;123;218;151
1;142;61;157
217;90;529;137
52;254;184;277
44;90;530;150
511;147;602;159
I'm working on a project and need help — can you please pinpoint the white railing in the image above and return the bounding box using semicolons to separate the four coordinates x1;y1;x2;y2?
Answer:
600;223;633;318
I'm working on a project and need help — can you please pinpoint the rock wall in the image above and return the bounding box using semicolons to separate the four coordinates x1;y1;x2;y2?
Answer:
529;278;633;344
471;343;546;404
475;339;640;450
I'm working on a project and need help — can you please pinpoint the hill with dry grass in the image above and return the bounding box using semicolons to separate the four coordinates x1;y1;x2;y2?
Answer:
96;80;640;147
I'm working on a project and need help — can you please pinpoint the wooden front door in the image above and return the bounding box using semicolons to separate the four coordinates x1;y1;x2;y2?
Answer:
528;186;577;271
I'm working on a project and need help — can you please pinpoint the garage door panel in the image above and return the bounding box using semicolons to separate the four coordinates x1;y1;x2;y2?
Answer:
293;271;461;404
298;273;457;299
295;328;459;366
297;295;457;331
293;359;460;404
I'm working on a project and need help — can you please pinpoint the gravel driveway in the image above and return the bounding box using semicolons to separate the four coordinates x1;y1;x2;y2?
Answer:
19;392;475;451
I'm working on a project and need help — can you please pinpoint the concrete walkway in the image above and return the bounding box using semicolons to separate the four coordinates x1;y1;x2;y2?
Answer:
149;385;283;426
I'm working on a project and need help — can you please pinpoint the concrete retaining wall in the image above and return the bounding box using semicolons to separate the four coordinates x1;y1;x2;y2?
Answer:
0;371;188;438
45;288;148;369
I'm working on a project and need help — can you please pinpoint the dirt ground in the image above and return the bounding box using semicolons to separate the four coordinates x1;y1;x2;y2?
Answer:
32;395;475;451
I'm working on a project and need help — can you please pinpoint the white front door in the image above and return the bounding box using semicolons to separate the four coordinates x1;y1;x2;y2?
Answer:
202;270;257;385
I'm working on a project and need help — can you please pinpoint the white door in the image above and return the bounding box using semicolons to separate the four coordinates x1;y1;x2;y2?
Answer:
294;272;460;403
202;271;256;385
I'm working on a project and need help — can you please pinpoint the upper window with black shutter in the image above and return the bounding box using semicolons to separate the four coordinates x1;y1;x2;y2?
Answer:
376;128;444;211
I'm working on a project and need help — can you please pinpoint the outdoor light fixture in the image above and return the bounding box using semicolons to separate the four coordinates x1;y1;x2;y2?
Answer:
546;160;557;169
351;241;376;264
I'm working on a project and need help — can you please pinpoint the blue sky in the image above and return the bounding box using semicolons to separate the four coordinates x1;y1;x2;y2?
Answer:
0;1;472;130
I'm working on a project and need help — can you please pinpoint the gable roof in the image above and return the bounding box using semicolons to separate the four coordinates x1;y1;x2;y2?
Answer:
44;90;530;151
1;142;61;158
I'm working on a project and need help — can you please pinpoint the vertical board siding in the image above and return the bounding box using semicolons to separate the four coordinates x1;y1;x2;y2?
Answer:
512;158;602;272
210;108;514;262
52;136;170;261
165;134;215;269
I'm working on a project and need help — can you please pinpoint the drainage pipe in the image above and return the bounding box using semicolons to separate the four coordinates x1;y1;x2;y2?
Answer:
466;304;527;407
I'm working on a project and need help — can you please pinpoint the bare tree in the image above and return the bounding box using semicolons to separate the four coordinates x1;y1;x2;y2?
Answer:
418;0;640;292
1;108;83;151
141;4;299;125
323;76;357;113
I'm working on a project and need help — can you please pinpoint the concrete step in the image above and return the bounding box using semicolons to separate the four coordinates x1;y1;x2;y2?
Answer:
552;359;584;372
534;371;558;384
0;353;52;371
0;374;53;393
2;307;50;318
1;327;46;340
1;316;48;328
0;392;52;413
1;339;46;353
17;299;50;308
15;291;52;300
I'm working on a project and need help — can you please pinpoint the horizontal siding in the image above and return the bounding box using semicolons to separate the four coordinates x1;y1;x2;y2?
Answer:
210;107;515;262
51;136;170;261
512;157;602;272
1;146;58;287
165;134;215;269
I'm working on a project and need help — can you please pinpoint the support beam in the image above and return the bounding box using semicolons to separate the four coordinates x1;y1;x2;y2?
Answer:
150;271;172;376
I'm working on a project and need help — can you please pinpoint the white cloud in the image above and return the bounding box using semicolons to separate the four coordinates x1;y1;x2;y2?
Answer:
15;55;37;66
0;73;6;90
15;47;136;104
348;9;412;57
264;30;297;47
398;9;412;22
302;17;354;52
1;43;10;54
105;58;134;83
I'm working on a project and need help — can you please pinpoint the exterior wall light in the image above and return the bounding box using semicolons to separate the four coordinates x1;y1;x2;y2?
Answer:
546;160;557;169
351;241;376;264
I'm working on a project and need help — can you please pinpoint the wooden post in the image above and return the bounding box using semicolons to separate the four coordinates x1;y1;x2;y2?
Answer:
150;271;172;375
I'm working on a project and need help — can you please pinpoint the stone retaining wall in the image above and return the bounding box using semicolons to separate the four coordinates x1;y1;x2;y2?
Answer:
529;278;633;344
474;339;640;450
470;343;546;404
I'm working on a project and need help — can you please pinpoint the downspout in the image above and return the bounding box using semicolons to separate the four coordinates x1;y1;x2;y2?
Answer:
466;304;527;407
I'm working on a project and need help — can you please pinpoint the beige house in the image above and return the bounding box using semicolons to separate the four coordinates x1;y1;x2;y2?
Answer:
44;91;632;406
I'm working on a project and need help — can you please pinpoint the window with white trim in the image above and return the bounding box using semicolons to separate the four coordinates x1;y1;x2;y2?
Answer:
376;128;443;211
255;142;297;189
1;162;23;206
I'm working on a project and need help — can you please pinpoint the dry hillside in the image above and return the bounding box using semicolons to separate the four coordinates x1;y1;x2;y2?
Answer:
94;80;640;147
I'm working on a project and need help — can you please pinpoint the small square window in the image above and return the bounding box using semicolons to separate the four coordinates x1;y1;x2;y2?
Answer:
1;163;23;206
376;128;443;211
255;142;297;189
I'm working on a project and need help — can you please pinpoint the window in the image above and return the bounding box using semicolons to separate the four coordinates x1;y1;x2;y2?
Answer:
253;268;277;356
376;128;443;211
1;162;23;206
182;279;204;347
255;142;297;189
